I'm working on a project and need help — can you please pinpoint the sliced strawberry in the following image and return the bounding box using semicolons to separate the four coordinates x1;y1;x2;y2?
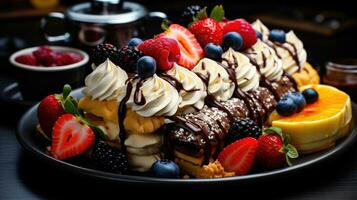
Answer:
157;24;203;69
15;54;38;66
218;137;258;175
51;114;95;160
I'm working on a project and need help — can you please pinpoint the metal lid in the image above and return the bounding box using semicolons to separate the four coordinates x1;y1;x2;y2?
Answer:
66;1;148;24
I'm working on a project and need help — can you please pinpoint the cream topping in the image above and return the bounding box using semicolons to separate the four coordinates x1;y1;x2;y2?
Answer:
193;58;235;101
126;74;181;117
221;48;260;92
83;59;128;101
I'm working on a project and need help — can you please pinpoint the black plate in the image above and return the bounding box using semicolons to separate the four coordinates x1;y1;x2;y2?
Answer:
16;88;357;185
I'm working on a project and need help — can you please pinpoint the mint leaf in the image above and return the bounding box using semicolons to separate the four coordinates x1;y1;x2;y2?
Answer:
286;154;293;166
161;20;169;31
90;125;108;141
63;99;79;116
194;7;208;22
264;127;283;137
63;84;71;99
286;144;299;159
283;134;290;146
210;5;225;22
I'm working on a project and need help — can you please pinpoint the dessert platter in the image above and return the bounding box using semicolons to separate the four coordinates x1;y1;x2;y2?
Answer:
17;5;355;184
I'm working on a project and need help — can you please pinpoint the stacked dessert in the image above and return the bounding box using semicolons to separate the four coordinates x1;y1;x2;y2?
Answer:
36;5;351;179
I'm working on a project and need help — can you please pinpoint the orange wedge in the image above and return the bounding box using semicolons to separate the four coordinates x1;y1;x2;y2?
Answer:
268;84;352;154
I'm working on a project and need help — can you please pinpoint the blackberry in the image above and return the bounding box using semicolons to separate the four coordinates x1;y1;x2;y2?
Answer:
116;46;144;73
181;5;202;25
225;119;262;146
91;43;119;66
91;141;128;174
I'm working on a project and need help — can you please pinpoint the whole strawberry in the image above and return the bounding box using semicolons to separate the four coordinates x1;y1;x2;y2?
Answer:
189;18;223;47
37;84;77;137
221;19;257;49
256;127;299;169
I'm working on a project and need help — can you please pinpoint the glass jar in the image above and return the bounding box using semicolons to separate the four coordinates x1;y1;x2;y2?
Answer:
323;59;357;102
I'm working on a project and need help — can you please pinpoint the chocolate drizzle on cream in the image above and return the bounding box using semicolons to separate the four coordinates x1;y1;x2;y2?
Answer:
159;73;199;93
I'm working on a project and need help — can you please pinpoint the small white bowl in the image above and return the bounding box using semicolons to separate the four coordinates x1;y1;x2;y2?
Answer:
9;46;89;100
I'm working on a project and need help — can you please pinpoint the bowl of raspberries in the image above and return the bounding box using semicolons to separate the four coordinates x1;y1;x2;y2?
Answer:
10;46;89;100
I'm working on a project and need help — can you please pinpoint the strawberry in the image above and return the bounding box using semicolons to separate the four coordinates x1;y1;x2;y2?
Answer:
51;114;95;160
37;84;78;136
189;18;223;47
157;24;203;69
218;137;258;175
15;54;38;66
138;37;181;71
256;127;299;169
221;19;257;49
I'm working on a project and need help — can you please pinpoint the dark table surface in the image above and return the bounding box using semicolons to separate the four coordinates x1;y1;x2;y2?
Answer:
1;77;357;200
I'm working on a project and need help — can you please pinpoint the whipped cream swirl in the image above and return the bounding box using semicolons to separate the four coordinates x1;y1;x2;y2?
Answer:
193;58;235;102
165;63;207;113
126;74;181;117
252;19;270;41
252;20;307;75
83;59;128;101
275;31;307;75
245;40;284;81
221;48;260;92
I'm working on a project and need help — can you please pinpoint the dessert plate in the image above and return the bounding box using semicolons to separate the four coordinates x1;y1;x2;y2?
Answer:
16;88;357;185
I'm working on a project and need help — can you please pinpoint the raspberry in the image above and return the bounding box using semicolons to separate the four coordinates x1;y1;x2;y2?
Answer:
15;54;37;66
222;19;257;49
33;46;56;66
138;38;181;71
56;53;83;66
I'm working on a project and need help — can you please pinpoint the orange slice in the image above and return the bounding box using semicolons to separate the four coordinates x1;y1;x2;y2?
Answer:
268;84;352;154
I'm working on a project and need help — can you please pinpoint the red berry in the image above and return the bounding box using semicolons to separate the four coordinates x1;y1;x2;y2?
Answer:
222;19;257;49
218;137;258;175
189;18;223;47
138;37;181;71
15;54;37;66
37;95;65;136
56;53;83;66
33;46;56;66
51;114;95;160
256;134;285;169
157;24;204;69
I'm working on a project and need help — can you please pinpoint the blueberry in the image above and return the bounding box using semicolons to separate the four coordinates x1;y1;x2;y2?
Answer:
256;31;263;40
137;56;156;79
302;88;319;104
276;96;297;116
205;43;223;61
269;29;286;43
151;159;180;178
285;92;306;112
222;32;243;51
128;38;143;47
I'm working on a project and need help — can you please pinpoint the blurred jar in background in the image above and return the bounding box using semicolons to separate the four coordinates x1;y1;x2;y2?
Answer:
30;0;59;9
323;59;357;102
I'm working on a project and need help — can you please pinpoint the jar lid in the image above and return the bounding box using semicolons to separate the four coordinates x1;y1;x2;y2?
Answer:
66;1;148;24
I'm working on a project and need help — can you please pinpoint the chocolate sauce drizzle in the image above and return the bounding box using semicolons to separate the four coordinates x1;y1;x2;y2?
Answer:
158;73;199;93
168;116;212;164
